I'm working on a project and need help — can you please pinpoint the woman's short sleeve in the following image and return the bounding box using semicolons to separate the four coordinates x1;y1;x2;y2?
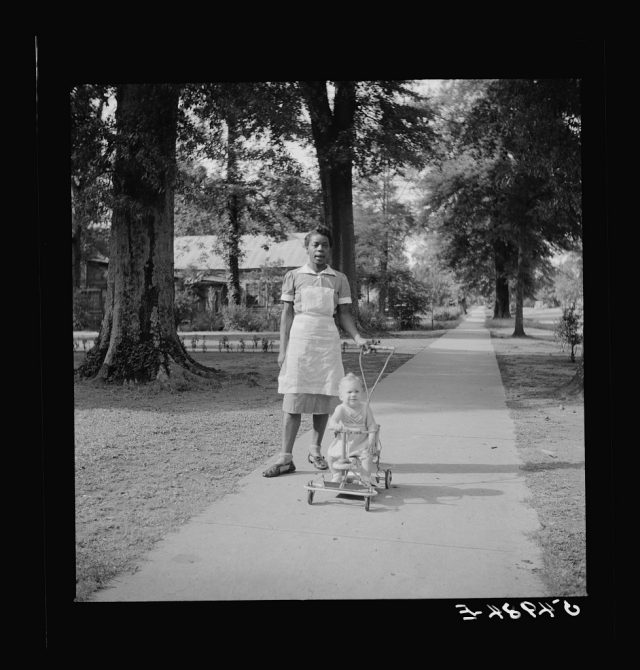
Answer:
337;272;352;305
280;270;295;303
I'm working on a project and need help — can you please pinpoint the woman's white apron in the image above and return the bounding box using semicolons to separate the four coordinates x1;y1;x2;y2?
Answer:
278;285;344;396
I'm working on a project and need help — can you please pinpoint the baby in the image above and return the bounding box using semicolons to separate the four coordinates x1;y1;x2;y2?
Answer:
326;373;379;485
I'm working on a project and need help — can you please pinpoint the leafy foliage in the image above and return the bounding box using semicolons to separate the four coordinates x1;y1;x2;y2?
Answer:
221;305;266;332
354;171;418;306
420;79;582;318
552;251;583;308
410;233;464;306
351;80;438;178
356;303;391;334
174;281;202;325
73;291;93;330
554;306;583;362
71;85;116;264
175;83;323;257
385;265;431;328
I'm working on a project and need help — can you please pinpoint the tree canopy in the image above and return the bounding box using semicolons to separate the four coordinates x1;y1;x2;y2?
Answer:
420;78;582;330
72;77;584;383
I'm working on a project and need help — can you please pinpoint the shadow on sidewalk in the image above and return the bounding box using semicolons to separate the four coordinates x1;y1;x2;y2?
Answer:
389;462;521;474
310;482;504;513
381;461;583;474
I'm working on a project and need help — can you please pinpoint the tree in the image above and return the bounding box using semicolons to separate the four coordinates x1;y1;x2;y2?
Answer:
385;264;431;328
422;79;581;332
70;85;114;288
461;79;582;336
178;82;320;304
77;84;217;382
417;81;515;317
354;169;417;312
299;80;435;303
553;250;583;308
300;81;358;297
420;154;518;318
410;233;462;309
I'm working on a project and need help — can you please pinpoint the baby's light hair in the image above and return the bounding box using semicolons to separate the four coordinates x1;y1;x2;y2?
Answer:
338;372;364;400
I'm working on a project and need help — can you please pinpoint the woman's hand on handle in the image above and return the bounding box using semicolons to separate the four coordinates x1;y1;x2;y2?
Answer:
354;335;372;352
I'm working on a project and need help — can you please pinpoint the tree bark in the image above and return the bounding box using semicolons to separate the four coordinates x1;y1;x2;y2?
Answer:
225;117;243;305
493;241;511;319
301;81;358;303
77;84;218;382
512;223;526;336
72;222;82;289
378;170;390;315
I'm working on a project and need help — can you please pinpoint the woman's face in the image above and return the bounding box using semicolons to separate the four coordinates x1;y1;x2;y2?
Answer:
307;234;331;269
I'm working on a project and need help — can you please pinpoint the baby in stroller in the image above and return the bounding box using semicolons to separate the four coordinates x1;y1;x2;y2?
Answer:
326;373;379;485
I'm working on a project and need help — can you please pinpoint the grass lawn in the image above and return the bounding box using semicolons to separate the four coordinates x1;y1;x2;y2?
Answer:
487;315;585;596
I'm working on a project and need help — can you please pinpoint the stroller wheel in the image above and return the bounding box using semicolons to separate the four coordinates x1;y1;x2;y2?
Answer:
307;489;315;505
384;469;392;489
364;496;371;511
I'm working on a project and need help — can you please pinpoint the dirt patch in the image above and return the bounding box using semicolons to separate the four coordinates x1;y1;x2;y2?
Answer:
489;323;585;596
74;349;413;601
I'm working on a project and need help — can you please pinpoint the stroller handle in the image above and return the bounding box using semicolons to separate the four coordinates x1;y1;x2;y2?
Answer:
366;344;395;352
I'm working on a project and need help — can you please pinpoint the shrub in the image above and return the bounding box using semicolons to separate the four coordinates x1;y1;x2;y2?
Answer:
73;292;92;330
190;312;223;331
254;306;282;331
221;304;262;331
174;285;200;326
356;304;390;334
433;307;460;322
554;306;583;362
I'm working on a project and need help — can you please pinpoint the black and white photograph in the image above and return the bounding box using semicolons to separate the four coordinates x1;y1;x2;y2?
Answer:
36;37;612;649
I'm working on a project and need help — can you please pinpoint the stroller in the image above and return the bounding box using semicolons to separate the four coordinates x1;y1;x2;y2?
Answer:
304;343;394;511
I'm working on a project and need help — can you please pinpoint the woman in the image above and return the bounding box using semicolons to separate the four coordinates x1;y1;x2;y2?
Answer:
263;227;371;477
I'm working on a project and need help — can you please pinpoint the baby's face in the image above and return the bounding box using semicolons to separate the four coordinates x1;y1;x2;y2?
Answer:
342;384;362;407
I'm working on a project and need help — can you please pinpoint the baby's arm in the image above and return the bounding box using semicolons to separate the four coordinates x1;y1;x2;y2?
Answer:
328;405;346;432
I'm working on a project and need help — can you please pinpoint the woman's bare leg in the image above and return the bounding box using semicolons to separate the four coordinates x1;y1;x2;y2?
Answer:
310;414;329;454
281;412;302;457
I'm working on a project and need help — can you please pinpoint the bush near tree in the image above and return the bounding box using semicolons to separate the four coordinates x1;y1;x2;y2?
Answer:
554;305;583;362
356;303;391;334
386;266;431;329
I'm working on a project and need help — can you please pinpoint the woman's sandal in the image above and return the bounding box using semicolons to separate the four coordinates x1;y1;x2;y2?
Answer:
308;453;329;470
262;461;296;477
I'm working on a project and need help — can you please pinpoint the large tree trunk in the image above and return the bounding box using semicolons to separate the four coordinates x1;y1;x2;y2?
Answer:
493;241;511;318
377;170;390;315
225;117;242;306
77;84;217;382
512;223;526;337
71;180;83;290
378;230;389;315
72;223;82;289
301;81;358;303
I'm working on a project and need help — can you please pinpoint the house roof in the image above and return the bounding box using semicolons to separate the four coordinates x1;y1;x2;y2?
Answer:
174;233;308;272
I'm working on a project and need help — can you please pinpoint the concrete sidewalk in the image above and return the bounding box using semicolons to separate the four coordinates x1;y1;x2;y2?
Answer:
90;306;547;601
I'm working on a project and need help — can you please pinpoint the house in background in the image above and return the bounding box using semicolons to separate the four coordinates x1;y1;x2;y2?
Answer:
73;253;109;329
174;232;308;315
74;233;312;329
